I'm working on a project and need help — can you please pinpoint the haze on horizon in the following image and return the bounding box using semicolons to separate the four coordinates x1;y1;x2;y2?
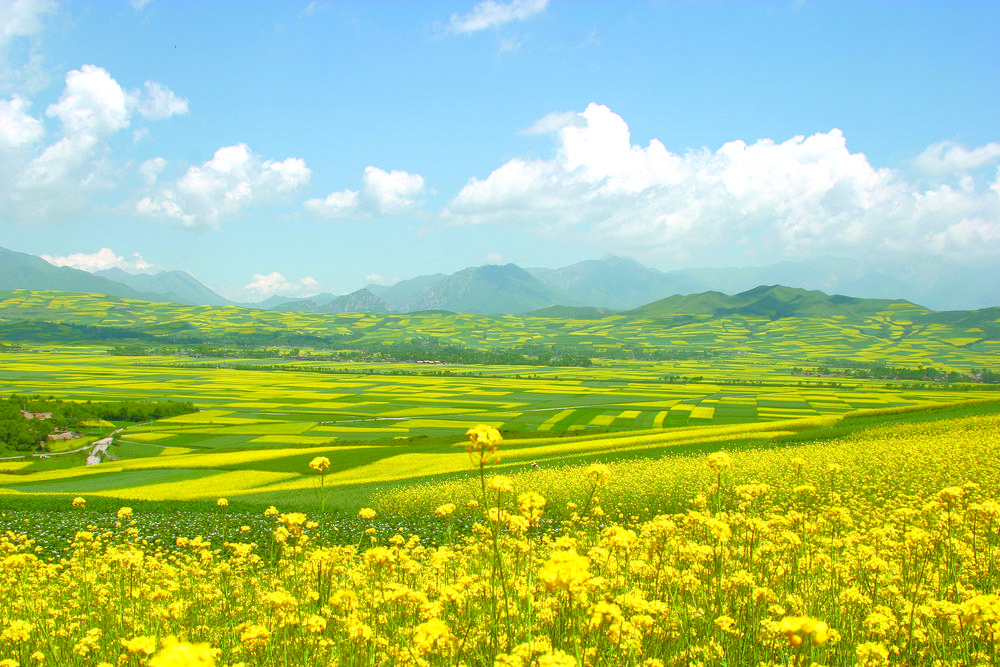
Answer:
0;0;998;302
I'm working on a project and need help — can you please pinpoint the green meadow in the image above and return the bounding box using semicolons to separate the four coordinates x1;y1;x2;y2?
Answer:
1;289;998;513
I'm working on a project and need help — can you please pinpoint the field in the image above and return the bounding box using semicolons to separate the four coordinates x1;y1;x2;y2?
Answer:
0;291;999;665
0;405;998;666
0;345;993;508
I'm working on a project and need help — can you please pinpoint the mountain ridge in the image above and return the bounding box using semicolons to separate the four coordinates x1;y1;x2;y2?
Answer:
2;247;998;313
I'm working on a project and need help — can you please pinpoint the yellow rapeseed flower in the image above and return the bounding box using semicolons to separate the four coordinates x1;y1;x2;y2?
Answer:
309;456;331;473
236;622;270;649
538;550;591;593
216;498;228;507
707;451;732;472
71;497;86;509
1;619;32;643
585;463;611;486
116;507;133;519
412;617;452;655
487;475;515;494
777;615;830;647
435;503;456;518
121;635;157;656
148;635;216;667
466;424;502;451
358;507;377;520
855;641;890;667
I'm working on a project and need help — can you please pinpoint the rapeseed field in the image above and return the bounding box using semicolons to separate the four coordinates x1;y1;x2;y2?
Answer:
1;413;998;666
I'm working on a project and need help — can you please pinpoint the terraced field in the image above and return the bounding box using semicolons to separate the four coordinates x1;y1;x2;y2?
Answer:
1;289;997;508
0;344;993;508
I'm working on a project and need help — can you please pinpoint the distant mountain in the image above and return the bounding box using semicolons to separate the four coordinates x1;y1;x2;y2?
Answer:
529;255;704;310
366;273;449;304
628;284;929;321
95;268;232;306
393;264;571;314
271;288;388;314
324;289;388;314
0;247;155;301
5;244;999;313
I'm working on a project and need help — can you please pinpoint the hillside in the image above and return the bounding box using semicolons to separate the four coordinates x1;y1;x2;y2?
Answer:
628;284;930;321
272;288;389;314
0;247;154;301
1;286;997;371
389;264;571;314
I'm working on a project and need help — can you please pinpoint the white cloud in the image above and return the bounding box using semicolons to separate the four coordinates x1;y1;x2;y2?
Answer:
41;247;153;273
304;166;425;220
362;166;425;214
244;272;319;298
138;156;167;185
0;0;56;48
0;94;42;149
137;143;311;229
521;109;585;135
1;64;188;224
46;64;130;138
134;80;189;120
130;0;153;10
444;103;1000;263
447;0;547;35
365;273;400;286
913;140;1000;175
303;189;359;219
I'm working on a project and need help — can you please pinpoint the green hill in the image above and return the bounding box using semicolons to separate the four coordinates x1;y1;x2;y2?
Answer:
629;284;930;321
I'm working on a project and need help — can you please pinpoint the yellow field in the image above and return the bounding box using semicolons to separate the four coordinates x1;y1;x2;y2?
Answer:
0;412;997;666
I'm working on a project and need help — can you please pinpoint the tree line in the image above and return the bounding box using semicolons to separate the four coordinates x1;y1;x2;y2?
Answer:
0;395;197;451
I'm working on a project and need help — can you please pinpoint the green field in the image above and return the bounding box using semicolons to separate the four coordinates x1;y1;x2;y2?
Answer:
1;290;998;510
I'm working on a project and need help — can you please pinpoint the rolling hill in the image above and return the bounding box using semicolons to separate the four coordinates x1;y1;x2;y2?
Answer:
628;284;929;321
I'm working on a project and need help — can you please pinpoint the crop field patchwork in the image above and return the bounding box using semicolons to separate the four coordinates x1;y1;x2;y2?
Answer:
1;290;999;664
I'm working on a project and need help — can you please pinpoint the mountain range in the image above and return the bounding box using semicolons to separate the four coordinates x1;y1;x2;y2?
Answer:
1;246;997;314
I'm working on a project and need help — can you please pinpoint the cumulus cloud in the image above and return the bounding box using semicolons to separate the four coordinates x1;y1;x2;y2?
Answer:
447;0;547;35
444;103;1000;263
133;80;189;120
41;247;153;273
1;64;188;224
0;0;56;48
137;143;311;229
46;64;130;137
0;94;43;149
304;166;425;220
912;140;1000;175
244;272;319;298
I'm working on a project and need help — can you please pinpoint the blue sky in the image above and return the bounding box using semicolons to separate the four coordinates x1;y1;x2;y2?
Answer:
1;0;998;301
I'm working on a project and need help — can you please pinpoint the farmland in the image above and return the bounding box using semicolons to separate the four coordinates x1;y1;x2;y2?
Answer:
0;288;998;507
1;289;999;664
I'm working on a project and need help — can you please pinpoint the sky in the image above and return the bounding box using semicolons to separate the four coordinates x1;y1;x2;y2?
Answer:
0;0;998;302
